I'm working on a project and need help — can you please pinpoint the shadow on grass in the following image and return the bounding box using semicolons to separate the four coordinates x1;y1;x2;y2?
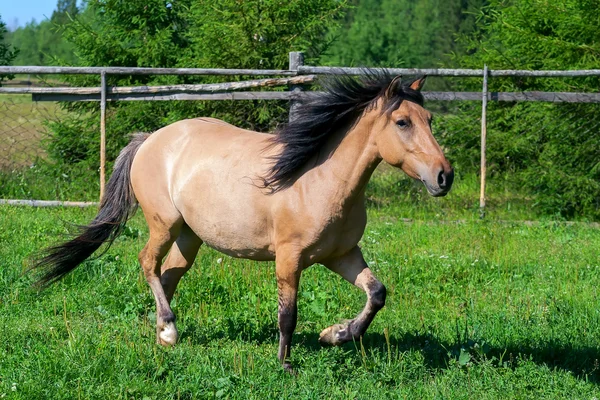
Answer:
182;321;600;383
353;330;600;384
180;315;279;346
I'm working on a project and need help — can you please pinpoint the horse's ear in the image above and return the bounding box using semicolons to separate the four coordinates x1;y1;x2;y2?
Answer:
409;76;427;91
385;75;402;98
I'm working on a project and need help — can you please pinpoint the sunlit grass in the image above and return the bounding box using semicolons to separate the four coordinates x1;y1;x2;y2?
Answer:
1;205;599;398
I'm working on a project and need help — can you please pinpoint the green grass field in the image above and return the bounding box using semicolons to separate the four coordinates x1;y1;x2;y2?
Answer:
1;204;600;399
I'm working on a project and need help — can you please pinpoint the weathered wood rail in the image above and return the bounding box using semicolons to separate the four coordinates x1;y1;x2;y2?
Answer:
15;91;600;103
4;65;600;77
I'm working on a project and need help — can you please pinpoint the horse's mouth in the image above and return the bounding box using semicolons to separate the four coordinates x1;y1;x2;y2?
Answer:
422;180;450;197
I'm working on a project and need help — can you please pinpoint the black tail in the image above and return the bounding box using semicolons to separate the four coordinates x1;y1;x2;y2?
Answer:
32;133;150;287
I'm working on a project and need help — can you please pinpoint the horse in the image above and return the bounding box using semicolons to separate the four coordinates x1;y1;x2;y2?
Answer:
32;71;454;373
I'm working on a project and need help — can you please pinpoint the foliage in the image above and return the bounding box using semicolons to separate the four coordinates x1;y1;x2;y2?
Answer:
5;0;79;66
457;0;600;78
445;0;600;219
323;0;485;68
2;206;600;397
0;14;18;84
44;0;346;174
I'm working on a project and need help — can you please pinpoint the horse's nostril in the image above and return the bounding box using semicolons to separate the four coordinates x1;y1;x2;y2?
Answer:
437;170;446;188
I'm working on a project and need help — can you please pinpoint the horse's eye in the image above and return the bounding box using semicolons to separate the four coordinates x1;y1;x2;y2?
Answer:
396;119;409;128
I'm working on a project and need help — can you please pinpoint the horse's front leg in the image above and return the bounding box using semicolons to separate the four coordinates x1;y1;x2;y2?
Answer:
275;248;302;373
319;246;386;346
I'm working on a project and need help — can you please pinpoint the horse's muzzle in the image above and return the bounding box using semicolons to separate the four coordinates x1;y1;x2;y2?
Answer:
437;168;454;194
424;167;454;197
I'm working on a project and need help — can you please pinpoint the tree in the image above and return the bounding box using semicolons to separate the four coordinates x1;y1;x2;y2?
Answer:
451;0;600;219
6;0;78;66
323;0;485;68
52;0;78;25
48;0;346;169
0;14;18;84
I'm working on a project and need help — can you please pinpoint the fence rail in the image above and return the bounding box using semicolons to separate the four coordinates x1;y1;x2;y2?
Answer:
4;65;600;77
0;66;298;76
1;52;599;213
297;66;600;77
14;91;600;103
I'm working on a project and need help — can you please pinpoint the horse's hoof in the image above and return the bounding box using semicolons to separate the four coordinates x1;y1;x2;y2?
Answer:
283;362;297;376
157;322;178;346
319;323;348;346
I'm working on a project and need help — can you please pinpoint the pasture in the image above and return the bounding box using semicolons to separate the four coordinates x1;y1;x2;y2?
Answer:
1;204;599;398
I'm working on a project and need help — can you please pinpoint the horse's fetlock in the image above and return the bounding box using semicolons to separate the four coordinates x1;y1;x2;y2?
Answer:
369;281;387;310
160;311;176;324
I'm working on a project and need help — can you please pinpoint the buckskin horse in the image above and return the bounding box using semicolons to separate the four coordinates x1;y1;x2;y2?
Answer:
33;72;454;372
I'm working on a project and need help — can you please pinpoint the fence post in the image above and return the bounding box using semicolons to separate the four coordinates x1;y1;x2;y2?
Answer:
480;64;488;218
288;51;305;122
100;71;107;202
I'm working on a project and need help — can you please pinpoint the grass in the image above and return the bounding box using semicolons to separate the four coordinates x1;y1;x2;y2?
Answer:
1;204;599;399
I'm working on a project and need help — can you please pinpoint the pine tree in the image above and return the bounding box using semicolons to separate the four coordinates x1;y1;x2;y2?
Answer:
451;0;600;219
0;14;18;84
6;0;78;66
324;0;485;68
47;0;346;168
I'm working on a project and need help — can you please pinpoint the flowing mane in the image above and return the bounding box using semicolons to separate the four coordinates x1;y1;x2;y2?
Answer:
264;70;425;191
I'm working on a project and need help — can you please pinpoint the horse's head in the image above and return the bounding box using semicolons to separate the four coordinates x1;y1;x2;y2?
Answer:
373;76;454;197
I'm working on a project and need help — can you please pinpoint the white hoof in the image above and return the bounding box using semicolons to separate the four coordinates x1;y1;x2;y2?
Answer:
158;322;178;346
319;324;347;346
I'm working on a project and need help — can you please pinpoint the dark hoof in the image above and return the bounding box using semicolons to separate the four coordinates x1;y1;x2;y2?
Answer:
283;362;297;376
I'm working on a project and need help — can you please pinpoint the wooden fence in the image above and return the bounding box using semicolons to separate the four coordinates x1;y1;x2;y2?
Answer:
2;51;600;211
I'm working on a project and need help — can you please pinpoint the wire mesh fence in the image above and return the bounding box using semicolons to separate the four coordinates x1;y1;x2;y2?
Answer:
0;89;100;202
0;95;57;168
483;100;600;218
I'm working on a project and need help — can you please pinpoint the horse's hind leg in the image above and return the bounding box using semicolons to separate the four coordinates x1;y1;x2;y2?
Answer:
319;246;386;346
160;224;203;303
138;212;184;346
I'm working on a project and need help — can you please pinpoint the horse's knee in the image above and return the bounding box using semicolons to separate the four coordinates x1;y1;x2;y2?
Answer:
138;246;157;275
137;247;147;265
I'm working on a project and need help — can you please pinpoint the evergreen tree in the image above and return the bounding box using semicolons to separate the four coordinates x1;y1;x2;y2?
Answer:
48;0;346;169
0;15;18;84
6;0;78;66
450;0;600;219
52;0;78;25
324;0;485;67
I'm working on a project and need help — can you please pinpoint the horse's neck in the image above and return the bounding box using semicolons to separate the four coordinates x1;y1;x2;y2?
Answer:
305;112;382;206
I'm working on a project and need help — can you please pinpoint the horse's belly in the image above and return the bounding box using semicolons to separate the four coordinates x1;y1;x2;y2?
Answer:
204;241;274;261
181;200;275;261
194;219;275;261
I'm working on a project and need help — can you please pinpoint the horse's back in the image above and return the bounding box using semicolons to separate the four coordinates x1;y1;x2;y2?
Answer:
132;117;272;183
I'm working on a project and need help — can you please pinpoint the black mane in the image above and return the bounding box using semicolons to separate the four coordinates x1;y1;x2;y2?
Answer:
263;70;424;191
